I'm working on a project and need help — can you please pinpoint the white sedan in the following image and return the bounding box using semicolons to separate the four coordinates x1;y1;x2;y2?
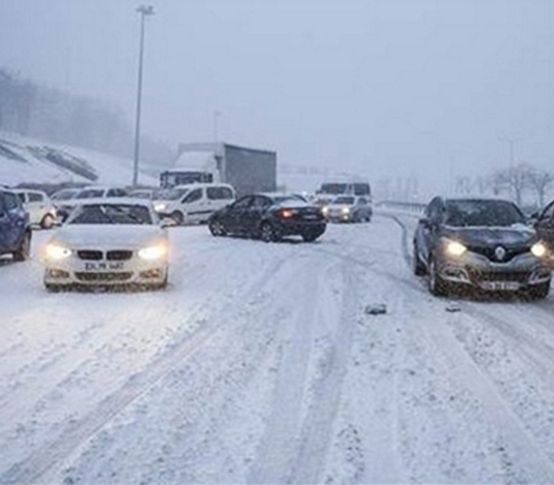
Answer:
42;198;170;291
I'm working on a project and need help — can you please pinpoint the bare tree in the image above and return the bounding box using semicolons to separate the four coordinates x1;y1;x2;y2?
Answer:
527;166;554;207
493;163;532;206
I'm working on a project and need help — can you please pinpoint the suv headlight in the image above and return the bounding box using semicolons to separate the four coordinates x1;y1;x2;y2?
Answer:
154;202;167;213
445;239;467;257
138;244;168;261
46;244;72;260
531;241;547;258
341;206;351;214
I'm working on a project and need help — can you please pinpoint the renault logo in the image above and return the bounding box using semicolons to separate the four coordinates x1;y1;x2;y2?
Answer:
495;246;507;261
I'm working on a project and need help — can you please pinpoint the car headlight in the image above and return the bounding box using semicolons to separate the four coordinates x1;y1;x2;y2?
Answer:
531;241;547;258
445;239;467;257
322;206;329;216
138;244;168;261
154;202;167;213
46;244;72;260
341;207;351;214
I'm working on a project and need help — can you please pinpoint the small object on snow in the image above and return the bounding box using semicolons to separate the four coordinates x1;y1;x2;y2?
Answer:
445;304;461;313
364;303;387;316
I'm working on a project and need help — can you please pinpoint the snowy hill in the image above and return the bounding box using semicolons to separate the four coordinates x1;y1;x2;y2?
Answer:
0;132;158;187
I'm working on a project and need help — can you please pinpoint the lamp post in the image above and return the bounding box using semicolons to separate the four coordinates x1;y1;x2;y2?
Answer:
132;5;155;187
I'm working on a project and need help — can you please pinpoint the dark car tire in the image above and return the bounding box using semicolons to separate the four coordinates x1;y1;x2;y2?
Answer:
527;281;551;300
170;211;184;225
41;214;55;229
428;258;450;297
260;222;280;243
209;219;226;237
302;231;322;243
13;232;31;262
413;243;426;276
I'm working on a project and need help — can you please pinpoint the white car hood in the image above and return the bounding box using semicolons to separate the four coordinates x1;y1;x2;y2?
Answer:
51;224;166;249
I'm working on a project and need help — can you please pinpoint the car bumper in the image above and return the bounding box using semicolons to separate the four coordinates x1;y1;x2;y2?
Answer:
279;220;326;236
44;256;168;287
436;250;551;291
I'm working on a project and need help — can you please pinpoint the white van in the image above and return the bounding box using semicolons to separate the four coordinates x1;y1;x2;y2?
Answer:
154;183;236;225
13;189;57;229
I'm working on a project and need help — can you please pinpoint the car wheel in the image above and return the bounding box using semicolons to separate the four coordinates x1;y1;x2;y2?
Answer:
209;219;226;237
260;222;279;242
302;231;321;243
170;211;184;225
413;243;426;276
13;232;31;262
41;214;55;229
428;258;449;297
527;280;551;300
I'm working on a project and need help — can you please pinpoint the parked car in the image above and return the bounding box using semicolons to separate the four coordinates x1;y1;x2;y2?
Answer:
51;188;82;202
13;189;57;229
413;197;551;298
42;198;169;291
534;199;554;268
56;186;128;221
155;183;236;225
208;193;326;242
322;195;372;223
0;188;31;261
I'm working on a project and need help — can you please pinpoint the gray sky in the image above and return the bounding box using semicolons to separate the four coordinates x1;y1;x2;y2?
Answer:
1;0;553;190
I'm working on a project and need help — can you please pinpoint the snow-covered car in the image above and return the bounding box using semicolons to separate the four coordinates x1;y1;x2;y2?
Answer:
154;183;236;225
413;197;552;298
13;189;57;229
42;198;169;291
208;193;326;242
323;195;373;223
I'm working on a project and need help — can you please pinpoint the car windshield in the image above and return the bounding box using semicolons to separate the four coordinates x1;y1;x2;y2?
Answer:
165;188;189;200
76;189;105;199
320;183;347;194
334;196;355;205
68;204;153;225
445;200;526;227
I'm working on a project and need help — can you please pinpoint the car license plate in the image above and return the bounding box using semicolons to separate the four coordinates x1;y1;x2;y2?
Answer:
303;214;318;220
84;262;124;271
481;281;520;291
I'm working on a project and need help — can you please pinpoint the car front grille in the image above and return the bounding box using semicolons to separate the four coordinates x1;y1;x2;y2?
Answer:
469;246;529;262
107;250;133;261
77;250;103;261
468;270;530;283
75;272;133;282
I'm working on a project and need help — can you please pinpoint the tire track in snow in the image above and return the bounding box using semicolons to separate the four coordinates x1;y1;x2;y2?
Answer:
0;252;295;485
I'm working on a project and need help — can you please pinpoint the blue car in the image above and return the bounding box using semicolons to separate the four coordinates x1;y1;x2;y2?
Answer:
0;189;31;261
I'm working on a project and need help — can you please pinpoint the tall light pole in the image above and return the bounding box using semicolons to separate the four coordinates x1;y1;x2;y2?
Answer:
499;136;521;165
132;5;155;187
213;110;222;143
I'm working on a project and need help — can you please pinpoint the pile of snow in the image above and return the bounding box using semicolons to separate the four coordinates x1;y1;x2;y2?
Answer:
0;131;157;187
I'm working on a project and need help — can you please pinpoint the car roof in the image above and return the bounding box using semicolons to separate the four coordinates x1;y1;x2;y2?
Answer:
71;197;153;208
444;197;515;204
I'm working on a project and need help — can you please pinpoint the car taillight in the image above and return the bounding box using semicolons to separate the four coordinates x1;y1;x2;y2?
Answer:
280;209;295;219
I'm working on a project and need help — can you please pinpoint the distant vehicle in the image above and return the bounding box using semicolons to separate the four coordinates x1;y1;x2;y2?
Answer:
0;188;31;261
413;197;551;298
208;193;326;242
51;188;81;202
161;142;276;197
323;195;372;223
534;199;554;268
128;188;167;201
155;183;236;225
13;189;57;229
317;181;371;198
42;198;169;291
56;186;128;221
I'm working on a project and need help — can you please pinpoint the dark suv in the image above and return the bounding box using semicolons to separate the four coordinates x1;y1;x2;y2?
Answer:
413;197;551;298
0;189;31;261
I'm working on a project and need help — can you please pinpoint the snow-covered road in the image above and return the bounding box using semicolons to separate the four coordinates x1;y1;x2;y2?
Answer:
1;216;554;484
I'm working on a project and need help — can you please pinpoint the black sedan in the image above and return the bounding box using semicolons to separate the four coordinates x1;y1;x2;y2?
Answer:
413;197;552;298
208;194;326;242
